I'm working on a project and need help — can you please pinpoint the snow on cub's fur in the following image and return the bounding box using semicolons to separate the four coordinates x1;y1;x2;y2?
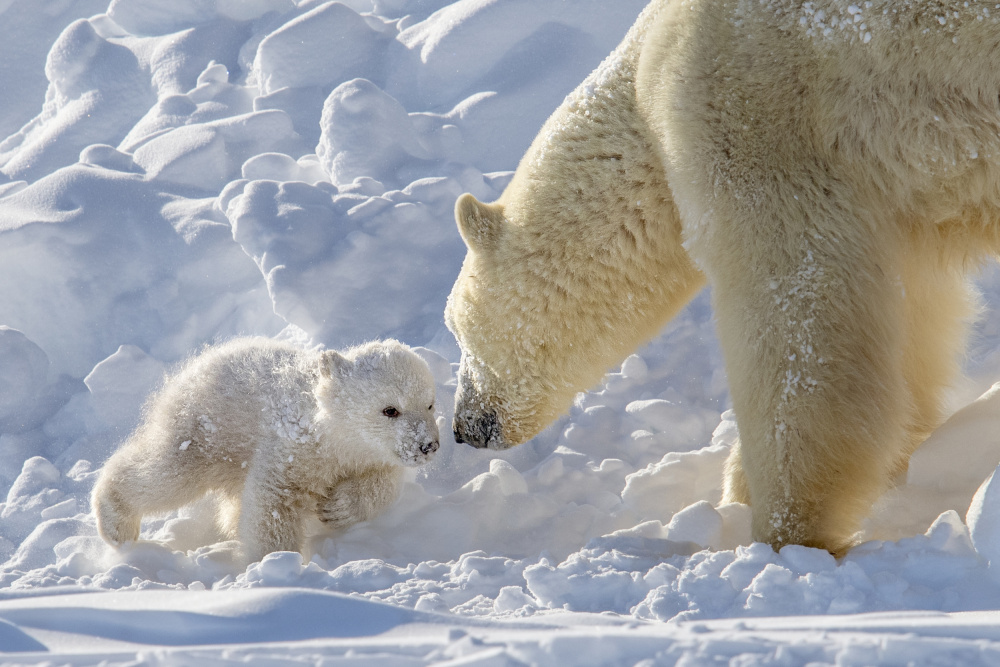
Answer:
92;337;439;563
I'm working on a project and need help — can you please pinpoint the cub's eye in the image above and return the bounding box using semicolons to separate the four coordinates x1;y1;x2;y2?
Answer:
383;407;399;418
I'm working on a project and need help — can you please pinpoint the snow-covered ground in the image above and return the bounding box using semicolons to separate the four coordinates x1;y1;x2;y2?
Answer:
4;1;1000;664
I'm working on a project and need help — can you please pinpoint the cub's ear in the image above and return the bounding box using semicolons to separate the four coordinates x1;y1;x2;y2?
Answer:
321;350;353;378
455;193;506;252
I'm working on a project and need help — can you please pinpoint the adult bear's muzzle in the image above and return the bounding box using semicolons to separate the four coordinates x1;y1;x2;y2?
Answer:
453;408;503;449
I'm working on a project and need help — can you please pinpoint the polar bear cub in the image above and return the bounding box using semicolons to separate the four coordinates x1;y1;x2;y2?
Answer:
92;337;439;563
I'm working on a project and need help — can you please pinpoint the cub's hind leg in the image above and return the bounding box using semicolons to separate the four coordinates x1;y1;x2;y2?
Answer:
92;427;217;546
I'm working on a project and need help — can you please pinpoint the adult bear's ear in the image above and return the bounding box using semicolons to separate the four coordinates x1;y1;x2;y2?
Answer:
455;193;506;252
321;350;353;378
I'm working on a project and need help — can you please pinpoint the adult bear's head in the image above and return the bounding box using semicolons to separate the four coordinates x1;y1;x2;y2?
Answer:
444;185;702;450
443;23;707;450
444;193;581;450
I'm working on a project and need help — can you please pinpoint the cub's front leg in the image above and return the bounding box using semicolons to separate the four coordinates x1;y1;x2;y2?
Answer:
238;457;305;563
318;466;404;529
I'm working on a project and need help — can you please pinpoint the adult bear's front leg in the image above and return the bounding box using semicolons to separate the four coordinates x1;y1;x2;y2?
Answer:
710;215;910;556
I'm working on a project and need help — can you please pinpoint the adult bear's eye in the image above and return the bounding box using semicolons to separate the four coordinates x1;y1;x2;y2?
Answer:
428;403;434;411
383;407;399;418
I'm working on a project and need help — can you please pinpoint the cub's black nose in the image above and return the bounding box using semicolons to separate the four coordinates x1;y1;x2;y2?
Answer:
453;430;465;444
420;440;439;455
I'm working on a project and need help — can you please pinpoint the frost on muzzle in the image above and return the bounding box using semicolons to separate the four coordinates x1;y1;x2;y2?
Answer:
451;356;509;450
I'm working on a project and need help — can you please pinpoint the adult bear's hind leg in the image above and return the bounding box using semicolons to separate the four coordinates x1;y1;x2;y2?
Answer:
893;250;977;480
721;440;751;506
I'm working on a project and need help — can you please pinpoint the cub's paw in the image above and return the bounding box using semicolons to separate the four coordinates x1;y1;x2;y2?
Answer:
317;489;364;529
317;469;400;529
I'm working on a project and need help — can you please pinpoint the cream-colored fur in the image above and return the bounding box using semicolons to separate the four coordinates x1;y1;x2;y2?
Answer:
445;0;1000;554
92;337;439;563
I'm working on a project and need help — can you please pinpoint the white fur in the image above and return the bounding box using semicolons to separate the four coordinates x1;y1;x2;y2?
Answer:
92;337;439;563
445;0;999;554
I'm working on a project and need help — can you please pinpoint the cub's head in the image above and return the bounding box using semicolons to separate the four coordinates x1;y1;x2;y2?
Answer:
444;194;585;451
318;340;440;466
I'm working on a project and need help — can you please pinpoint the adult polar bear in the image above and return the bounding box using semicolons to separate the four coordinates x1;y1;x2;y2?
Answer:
445;0;1000;554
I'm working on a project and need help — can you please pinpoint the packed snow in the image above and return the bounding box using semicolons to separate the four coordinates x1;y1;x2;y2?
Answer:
4;0;1000;664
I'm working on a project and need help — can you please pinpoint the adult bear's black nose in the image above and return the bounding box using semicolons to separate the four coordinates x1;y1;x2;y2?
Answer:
420;440;439;455
452;410;499;449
